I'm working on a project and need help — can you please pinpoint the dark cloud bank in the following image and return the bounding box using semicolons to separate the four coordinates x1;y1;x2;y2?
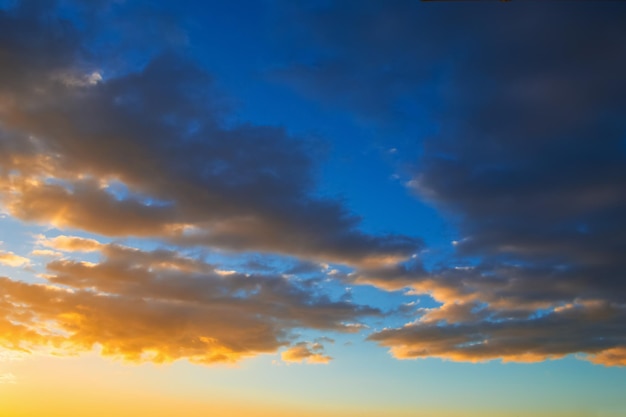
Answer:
1;0;626;366
276;0;626;365
0;0;419;267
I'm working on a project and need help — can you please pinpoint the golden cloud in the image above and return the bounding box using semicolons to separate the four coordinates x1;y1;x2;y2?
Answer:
0;244;378;365
281;342;332;365
36;235;103;253
0;251;30;267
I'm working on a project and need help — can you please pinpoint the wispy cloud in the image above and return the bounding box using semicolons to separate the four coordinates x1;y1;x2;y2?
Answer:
0;373;16;384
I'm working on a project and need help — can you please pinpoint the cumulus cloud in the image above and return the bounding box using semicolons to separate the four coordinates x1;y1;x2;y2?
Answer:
0;5;416;369
369;301;626;365
2;0;625;368
353;262;626;365
281;341;332;364
0;243;378;364
0;0;419;267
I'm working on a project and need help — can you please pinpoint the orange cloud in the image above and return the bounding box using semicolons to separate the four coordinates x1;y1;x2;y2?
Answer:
281;342;332;364
368;301;626;366
0;244;378;365
30;249;63;258
0;250;30;267
36;235;103;252
589;347;626;367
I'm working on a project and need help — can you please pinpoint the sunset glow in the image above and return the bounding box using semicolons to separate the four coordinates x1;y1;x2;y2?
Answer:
1;1;625;416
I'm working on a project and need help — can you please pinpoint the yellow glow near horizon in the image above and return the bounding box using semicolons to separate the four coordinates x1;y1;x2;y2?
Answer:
2;353;618;417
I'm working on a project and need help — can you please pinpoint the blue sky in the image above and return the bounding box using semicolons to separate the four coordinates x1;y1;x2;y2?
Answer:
0;1;625;416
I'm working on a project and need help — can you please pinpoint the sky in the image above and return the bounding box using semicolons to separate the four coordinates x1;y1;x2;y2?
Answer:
0;0;625;416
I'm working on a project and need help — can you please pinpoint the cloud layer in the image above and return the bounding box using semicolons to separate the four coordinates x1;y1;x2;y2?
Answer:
0;1;419;267
0;1;408;365
277;0;626;365
1;0;625;367
0;240;376;363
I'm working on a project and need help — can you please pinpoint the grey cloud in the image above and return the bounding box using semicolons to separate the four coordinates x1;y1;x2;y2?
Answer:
280;0;626;364
369;301;626;365
0;1;420;266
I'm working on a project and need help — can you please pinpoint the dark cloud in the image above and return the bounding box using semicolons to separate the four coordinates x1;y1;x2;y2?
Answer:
409;2;626;305
284;260;324;275
279;1;626;365
369;301;626;366
3;0;626;367
0;0;420;266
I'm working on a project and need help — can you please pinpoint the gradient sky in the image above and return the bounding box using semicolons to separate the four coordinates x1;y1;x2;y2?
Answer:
1;1;625;416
